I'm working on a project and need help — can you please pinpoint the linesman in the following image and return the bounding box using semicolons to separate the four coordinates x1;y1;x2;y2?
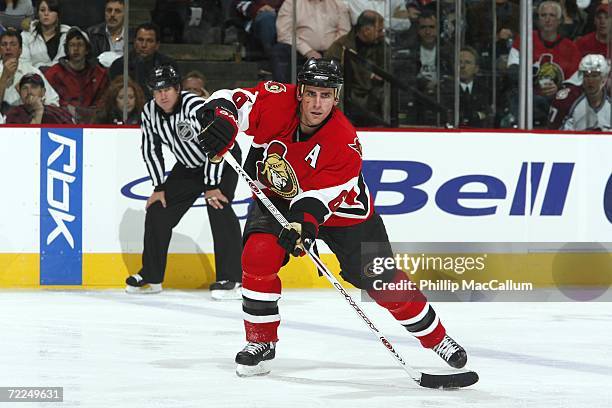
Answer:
126;65;243;299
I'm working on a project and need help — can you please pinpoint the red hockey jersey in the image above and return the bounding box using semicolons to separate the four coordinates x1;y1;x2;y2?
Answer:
508;31;581;82
574;32;608;59
208;81;373;227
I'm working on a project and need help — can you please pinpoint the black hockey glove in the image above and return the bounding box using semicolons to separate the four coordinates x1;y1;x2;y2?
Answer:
277;213;318;257
197;103;238;159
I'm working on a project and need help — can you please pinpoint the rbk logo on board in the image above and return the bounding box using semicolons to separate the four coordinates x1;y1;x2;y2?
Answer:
40;128;83;285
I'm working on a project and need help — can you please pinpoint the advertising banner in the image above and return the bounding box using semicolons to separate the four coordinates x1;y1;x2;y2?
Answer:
39;128;83;285
1;127;612;288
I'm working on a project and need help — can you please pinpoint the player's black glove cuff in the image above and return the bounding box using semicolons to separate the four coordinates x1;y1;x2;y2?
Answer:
197;102;239;158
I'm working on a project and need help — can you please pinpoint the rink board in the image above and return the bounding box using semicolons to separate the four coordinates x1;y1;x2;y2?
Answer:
1;127;611;288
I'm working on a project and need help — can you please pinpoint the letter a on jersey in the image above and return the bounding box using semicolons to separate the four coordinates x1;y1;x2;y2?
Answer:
256;141;300;198
305;144;321;168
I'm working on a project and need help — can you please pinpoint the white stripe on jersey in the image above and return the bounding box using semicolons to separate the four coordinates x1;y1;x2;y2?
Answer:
241;288;282;302
205;88;259;132
409;315;440;337
397;303;431;326
290;176;360;223
242;312;281;324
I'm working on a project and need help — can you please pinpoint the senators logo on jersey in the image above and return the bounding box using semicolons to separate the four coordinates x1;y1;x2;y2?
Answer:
256;141;300;198
264;81;287;94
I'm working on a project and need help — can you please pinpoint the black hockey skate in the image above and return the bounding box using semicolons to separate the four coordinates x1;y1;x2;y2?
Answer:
432;334;467;369
125;273;162;294
235;342;276;377
209;280;242;300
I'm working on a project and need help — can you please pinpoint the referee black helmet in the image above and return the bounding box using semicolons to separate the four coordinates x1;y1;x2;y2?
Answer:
147;65;181;91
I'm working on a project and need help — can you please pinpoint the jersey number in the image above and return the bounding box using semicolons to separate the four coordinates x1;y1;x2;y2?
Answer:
549;106;558;124
232;92;252;109
328;190;348;212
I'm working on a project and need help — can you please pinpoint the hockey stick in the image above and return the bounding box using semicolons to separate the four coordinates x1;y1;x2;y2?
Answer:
214;148;478;390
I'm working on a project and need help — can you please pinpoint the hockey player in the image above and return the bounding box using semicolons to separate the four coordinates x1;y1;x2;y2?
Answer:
197;58;468;376
548;54;612;130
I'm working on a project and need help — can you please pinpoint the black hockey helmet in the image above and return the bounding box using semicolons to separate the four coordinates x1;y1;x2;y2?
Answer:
297;58;344;89
147;64;181;91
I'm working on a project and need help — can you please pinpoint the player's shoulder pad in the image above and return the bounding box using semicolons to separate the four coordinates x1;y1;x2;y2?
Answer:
256;80;297;96
328;108;358;140
318;109;362;155
263;81;288;94
555;84;580;101
554;87;571;100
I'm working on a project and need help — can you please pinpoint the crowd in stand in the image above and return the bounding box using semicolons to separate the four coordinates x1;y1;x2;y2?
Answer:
0;0;610;130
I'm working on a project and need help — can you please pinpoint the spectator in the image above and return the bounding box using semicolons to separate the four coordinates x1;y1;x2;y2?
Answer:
95;75;144;125
391;0;422;50
466;0;519;61
326;10;386;126
5;72;72;123
344;0;411;30
87;0;124;67
0;29;59;108
109;22;178;100
395;10;453;126
457;46;493;128
44;27;109;123
582;0;606;34
271;0;351;82
506;1;581;126
548;54;611;130
509;1;581;84
20;0;70;69
234;0;283;62
181;70;210;98
575;3;609;58
559;0;587;40
0;0;34;31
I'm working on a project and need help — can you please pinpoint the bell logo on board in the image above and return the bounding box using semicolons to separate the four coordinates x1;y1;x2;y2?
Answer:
363;161;574;216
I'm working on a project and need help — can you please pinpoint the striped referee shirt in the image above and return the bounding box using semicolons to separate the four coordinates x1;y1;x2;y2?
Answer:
141;91;224;189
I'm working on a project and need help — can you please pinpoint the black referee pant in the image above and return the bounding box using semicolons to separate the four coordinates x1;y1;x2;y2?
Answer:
140;162;242;285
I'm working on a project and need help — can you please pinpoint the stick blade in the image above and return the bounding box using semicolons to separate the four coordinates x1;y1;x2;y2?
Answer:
418;371;479;389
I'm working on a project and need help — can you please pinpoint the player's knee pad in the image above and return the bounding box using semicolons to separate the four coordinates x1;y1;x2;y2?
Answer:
242;233;287;281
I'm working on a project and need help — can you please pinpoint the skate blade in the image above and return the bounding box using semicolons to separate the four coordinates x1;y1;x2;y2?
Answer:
236;361;271;377
125;284;162;294
211;288;242;301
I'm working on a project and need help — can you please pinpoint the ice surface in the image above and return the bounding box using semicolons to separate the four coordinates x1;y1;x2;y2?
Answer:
0;289;610;408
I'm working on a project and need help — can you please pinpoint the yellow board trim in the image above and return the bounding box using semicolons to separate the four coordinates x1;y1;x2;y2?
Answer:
0;253;39;287
1;253;611;289
81;253;343;289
